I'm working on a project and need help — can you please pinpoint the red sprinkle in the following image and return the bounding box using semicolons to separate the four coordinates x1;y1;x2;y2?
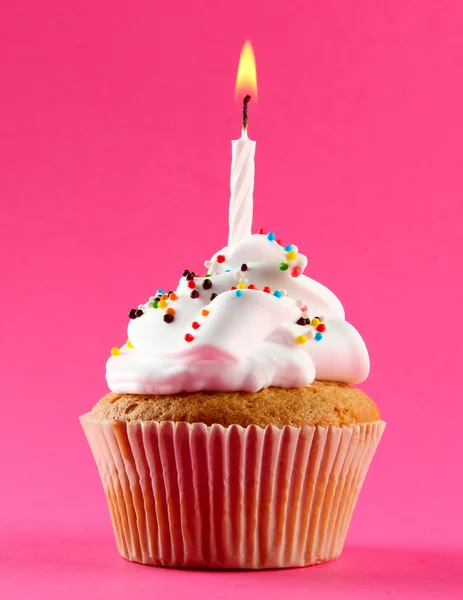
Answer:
184;333;194;342
276;239;283;246
231;286;237;290
216;255;225;263
263;286;271;293
301;305;308;312
192;321;200;330
248;284;256;290
258;228;266;234
291;266;302;278
317;324;326;332
187;280;196;289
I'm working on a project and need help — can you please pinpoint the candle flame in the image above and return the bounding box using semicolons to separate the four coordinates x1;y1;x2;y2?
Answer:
235;41;257;98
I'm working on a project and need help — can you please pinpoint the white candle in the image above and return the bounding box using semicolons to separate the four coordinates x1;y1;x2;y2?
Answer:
228;96;256;247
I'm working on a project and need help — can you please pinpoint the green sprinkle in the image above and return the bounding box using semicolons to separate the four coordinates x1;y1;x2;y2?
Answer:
205;273;212;277
279;262;289;271
152;301;159;309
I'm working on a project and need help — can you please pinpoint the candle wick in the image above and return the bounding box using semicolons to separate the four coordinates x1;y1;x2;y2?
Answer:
242;95;251;130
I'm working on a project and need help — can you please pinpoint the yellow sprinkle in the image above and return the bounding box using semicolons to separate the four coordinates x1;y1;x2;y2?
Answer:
111;347;121;356
126;340;134;349
237;282;246;290
311;318;320;327
286;250;297;261
159;300;167;309
295;335;307;345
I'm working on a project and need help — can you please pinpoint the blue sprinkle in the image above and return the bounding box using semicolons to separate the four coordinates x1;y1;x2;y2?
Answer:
226;269;230;272
273;290;282;298
157;289;165;294
267;232;276;241
235;290;243;297
315;332;323;341
284;244;293;252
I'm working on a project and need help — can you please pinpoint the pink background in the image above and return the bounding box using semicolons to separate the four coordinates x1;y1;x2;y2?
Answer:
1;0;462;598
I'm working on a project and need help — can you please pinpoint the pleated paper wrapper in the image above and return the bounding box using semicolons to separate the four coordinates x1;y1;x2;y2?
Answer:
80;415;385;569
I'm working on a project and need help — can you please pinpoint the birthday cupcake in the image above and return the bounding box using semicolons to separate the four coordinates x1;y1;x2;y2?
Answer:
80;231;385;569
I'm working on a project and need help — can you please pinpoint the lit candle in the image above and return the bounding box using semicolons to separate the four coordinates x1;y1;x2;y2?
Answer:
228;41;257;247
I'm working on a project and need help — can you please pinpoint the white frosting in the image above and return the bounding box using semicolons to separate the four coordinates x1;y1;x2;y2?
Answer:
106;234;370;394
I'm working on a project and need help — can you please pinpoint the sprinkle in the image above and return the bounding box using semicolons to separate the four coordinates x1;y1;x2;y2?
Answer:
297;317;306;326
306;329;315;340
152;301;159;309
129;309;137;319
226;269;231;272
210;293;218;300
267;232;276;241
235;290;243;297
204;260;211;268
138;304;145;310
286;250;297;261
273;290;282;298
285;245;293;252
296;300;304;309
305;317;311;325
248;284;256;290
182;270;190;277
320;315;326;323
186;273;195;281
205;273;212;277
216;255;225;263
291;266;302;278
302;311;310;319
187;280;196;289
237;282;246;289
295;335;307;345
163;314;174;323
276;239;283;246
240;277;249;285
315;332;323;341
111;347;121;356
166;307;175;316
136;309;144;318
157;289;165;294
280;289;287;297
158;300;167;309
185;333;194;342
301;305;308;312
292;246;299;252
192;321;200;330
317;324;326;332
279;262;289;271
263;286;271;293
258;228;266;234
190;290;200;299
201;309;210;317
241;263;248;271
202;279;213;290
231;286;237;290
126;340;134;349
311;317;320;327
160;295;168;301
169;292;178;301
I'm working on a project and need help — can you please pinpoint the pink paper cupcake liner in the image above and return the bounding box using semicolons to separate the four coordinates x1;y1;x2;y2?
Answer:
80;415;385;569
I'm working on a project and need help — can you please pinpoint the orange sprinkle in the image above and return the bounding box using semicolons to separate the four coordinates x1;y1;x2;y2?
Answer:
166;307;175;316
201;309;210;317
161;294;168;301
169;292;178;301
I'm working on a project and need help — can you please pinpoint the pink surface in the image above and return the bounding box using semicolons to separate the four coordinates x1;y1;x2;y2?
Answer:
1;0;462;597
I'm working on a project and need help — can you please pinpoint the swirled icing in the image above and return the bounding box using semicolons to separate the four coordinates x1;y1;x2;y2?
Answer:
106;234;369;394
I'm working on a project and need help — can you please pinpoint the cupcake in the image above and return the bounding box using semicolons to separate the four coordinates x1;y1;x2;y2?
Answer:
80;232;385;569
